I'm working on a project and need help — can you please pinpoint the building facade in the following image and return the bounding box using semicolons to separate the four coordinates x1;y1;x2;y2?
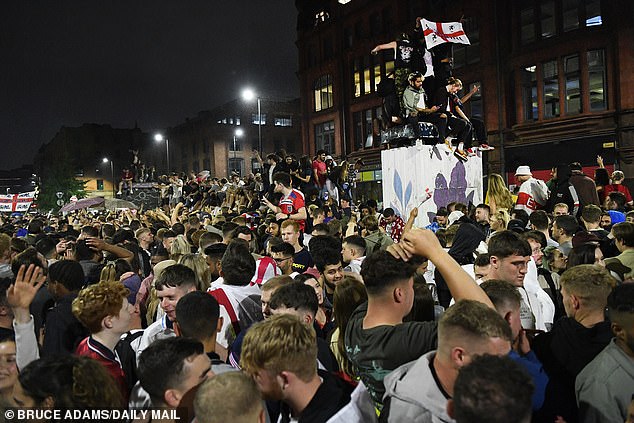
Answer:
168;98;301;178
34;124;152;198
296;0;634;199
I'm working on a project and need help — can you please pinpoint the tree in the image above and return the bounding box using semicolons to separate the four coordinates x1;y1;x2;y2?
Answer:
37;153;86;212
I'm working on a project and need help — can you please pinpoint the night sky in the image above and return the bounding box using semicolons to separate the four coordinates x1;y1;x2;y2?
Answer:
0;1;299;171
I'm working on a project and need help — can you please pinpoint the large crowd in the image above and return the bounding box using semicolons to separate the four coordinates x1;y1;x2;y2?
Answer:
0;148;632;423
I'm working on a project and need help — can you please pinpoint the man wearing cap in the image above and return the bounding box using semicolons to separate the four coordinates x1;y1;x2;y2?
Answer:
515;166;550;215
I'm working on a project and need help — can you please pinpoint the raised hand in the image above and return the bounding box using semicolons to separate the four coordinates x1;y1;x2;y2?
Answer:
7;264;46;316
401;228;443;261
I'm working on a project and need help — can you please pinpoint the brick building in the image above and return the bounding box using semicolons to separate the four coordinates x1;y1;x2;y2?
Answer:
168;98;301;178
34;124;151;198
296;0;634;200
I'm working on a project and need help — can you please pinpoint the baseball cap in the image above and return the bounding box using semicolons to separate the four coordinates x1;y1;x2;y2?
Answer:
515;165;532;176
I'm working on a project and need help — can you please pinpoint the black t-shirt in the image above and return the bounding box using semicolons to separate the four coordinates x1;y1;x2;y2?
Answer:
344;302;438;411
293;248;314;273
395;39;425;72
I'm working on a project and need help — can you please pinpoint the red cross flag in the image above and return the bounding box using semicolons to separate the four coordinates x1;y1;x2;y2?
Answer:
0;191;36;212
421;18;470;49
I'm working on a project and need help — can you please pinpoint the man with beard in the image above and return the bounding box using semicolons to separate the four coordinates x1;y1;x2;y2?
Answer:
309;236;344;304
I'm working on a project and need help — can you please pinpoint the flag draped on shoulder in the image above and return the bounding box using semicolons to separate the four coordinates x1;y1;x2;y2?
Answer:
0;191;36;212
421;18;471;49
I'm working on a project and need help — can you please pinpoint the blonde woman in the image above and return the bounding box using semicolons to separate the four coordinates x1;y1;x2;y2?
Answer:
488;209;511;240
170;234;191;262
178;253;212;291
486;173;515;215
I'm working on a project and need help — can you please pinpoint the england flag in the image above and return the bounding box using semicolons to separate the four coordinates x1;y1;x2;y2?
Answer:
422;18;471;49
0;191;36;212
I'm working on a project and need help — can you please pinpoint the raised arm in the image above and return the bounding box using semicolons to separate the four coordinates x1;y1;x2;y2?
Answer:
403;207;418;234
85;236;134;260
371;41;397;55
460;84;479;104
7;264;46;370
388;228;494;308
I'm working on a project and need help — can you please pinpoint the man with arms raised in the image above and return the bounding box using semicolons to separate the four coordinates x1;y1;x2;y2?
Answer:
344;228;494;413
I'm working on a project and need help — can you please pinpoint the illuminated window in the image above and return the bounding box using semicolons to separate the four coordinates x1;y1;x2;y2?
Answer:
315;10;329;25
353;60;361;98
314;74;334;111
585;0;602;26
363;56;372;95
274;116;293;127
251;113;267;125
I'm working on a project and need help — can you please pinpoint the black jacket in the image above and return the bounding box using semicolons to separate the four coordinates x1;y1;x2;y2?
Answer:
42;293;89;357
531;317;612;423
278;370;354;423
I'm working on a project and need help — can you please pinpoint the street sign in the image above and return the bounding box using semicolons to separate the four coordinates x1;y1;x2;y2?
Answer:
56;199;64;206
56;192;64;199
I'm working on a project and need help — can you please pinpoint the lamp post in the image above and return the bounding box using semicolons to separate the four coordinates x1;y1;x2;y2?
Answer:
154;133;170;174
241;88;262;154
102;158;115;197
232;128;244;175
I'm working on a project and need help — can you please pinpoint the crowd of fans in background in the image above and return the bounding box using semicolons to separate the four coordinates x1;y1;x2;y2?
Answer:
0;149;632;423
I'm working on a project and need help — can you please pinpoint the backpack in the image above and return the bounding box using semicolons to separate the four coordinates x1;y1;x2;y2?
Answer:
115;330;145;392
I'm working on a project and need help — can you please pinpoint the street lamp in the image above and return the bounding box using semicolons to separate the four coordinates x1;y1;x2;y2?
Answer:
154;133;170;173
232;128;244;175
102;158;115;197
241;88;262;154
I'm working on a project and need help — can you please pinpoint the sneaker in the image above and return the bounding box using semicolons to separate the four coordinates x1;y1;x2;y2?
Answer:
129;189;133;194
454;149;468;162
478;143;495;151
116;191;122;195
466;148;477;156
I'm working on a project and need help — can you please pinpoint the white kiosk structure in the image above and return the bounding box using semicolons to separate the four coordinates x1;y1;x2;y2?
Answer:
381;143;484;227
